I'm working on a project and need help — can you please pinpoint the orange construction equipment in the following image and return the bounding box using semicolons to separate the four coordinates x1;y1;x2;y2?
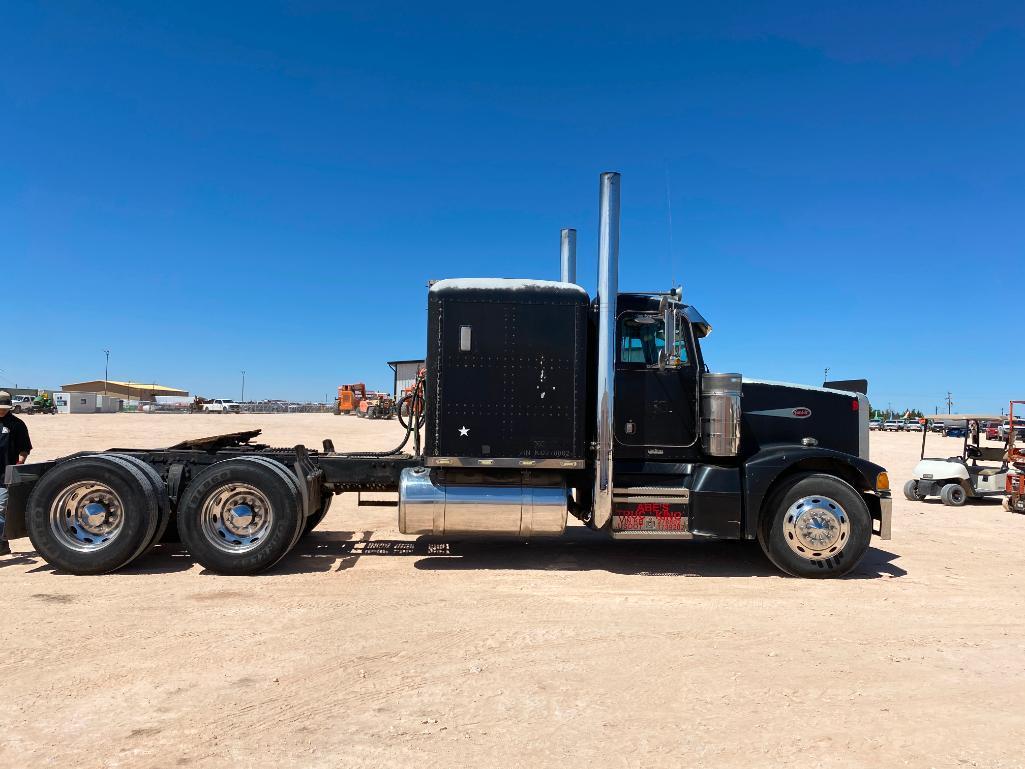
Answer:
335;383;366;415
357;391;395;420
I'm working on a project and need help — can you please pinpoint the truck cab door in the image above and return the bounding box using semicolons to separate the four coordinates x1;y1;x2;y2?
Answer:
613;310;698;454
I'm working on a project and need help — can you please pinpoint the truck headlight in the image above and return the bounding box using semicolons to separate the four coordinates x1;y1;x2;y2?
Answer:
876;472;890;491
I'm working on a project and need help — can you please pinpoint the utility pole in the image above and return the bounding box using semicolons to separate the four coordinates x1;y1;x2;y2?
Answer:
823;367;829;383
945;391;953;414
241;371;246;405
103;350;110;396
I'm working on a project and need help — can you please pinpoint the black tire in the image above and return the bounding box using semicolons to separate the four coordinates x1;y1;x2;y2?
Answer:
235;455;307;551
903;479;926;501
757;473;872;578
177;457;302;575
108;454;172;552
940;483;967;506
26;455;160;575
302;494;333;537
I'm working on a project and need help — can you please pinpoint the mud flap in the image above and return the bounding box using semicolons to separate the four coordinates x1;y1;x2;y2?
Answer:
2;462;56;540
293;445;324;520
871;493;892;540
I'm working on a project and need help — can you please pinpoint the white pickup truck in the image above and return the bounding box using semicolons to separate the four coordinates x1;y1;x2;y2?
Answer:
202;399;241;414
998;419;1025;441
10;395;35;413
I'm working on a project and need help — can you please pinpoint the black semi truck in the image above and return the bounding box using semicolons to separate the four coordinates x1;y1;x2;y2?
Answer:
3;172;891;578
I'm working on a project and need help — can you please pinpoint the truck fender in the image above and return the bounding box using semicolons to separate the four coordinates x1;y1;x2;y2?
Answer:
2;460;59;540
742;445;887;539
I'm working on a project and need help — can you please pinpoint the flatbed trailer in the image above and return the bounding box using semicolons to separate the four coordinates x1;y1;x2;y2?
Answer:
2;172;892;578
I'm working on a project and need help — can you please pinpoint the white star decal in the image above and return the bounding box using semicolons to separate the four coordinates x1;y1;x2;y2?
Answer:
458;426;470;437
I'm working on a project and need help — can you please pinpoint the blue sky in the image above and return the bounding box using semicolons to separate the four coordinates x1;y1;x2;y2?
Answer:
3;2;1022;411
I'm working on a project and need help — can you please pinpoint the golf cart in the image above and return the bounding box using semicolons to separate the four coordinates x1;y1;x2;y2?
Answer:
904;413;1008;506
1003;401;1025;514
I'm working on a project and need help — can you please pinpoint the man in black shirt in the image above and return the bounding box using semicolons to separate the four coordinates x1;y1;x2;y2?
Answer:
0;391;33;556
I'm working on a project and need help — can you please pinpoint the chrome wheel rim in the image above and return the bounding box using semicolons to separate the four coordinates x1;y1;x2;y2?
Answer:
782;495;849;560
201;482;274;553
49;481;125;552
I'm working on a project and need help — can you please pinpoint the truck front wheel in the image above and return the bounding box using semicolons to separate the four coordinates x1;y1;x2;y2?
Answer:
758;473;872;578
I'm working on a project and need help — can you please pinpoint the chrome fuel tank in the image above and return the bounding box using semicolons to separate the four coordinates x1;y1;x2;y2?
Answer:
398;468;568;537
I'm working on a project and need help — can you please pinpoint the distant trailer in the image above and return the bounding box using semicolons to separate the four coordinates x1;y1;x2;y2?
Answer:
55;392;119;414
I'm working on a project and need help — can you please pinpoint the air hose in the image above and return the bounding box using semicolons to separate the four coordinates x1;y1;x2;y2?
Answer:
336;371;426;458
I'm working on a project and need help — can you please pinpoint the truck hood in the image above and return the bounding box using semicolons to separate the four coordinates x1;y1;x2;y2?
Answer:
740;378;868;459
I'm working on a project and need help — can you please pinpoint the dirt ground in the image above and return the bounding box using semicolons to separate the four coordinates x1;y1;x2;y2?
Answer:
2;414;1023;769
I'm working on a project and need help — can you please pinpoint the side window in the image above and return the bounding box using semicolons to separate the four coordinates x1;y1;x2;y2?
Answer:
618;314;689;366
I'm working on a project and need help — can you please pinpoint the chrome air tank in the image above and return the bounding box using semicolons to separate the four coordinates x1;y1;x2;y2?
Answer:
398;468;568;537
701;373;742;457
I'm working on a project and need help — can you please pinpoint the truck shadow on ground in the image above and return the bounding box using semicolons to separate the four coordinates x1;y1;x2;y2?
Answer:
275;528;906;580
18;543;199;576
9;532;905;580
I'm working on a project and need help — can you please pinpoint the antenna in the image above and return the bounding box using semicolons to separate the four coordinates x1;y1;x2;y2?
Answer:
664;162;676;289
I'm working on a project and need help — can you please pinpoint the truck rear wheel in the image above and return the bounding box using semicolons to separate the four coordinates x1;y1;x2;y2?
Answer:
758;473;872;578
26;455;160;574
108;454;172;553
177;458;302;575
235;455;308;551
940;483;967;506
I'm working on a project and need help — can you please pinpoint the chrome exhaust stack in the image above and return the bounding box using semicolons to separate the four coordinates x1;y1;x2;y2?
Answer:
593;172;620;529
560;228;577;284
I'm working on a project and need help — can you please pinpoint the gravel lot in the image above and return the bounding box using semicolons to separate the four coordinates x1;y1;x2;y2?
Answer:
2;415;1023;769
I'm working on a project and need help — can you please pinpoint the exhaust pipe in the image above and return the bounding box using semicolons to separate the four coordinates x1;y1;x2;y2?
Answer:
593;172;620;529
560;228;577;283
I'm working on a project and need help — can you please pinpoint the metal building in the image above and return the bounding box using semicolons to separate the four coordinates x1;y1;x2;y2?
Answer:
61;380;189;401
387;359;424;399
